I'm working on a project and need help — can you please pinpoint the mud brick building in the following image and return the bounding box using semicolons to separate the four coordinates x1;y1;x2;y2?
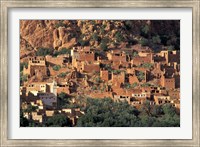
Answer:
100;69;110;82
160;74;175;89
45;54;70;66
128;73;139;84
107;50;127;62
79;51;95;62
160;50;180;64
23;56;47;77
154;94;171;105
131;53;154;66
82;61;100;73
112;71;125;85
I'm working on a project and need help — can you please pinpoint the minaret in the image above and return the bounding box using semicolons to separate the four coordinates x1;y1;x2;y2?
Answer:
52;79;57;96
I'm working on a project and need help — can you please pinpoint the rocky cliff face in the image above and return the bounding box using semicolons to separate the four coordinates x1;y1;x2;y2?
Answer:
20;20;180;52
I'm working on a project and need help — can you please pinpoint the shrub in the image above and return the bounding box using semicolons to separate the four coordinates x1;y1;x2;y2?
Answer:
112;70;121;75
20;74;28;85
58;72;67;78
100;42;107;51
140;63;153;69
115;31;124;43
53;65;61;71
152;35;161;44
141;83;151;87
53;48;71;57
139;38;149;46
55;21;66;28
132;52;138;58
20;62;28;72
78;38;89;46
141;25;149;36
136;71;145;81
100;38;109;51
91;32;98;41
36;48;53;56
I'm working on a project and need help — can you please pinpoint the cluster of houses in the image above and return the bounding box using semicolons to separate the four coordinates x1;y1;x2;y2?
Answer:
20;44;180;126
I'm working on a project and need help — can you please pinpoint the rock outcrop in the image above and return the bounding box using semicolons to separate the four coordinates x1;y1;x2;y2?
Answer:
20;20;180;52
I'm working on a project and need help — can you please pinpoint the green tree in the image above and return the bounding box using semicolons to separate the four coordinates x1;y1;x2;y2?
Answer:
140;63;153;69
136;71;145;82
20;111;29;127
139;38;149;46
20;62;28;72
168;45;174;51
55;21;66;28
91;32;98;41
52;65;61;71
95;77;102;84
139;100;153;116
152;35;161;44
53;48;71;57
132;52;138;58
124;83;131;89
100;38;109;51
76;98;140;127
58;92;71;108
124;20;132;30
20;74;28;85
76;98;180;127
36;48;54;56
141;83;151;87
24;105;38;114
162;103;177;117
47;114;71;127
131;82;138;88
58;72;67;78
23;105;38;121
112;70;121;75
141;25;149;35
115;31;124;43
141;25;150;38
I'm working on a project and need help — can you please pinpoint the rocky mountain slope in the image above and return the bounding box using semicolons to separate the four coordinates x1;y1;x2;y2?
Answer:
20;20;180;52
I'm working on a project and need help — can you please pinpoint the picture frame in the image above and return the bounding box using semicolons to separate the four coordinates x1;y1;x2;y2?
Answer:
0;0;199;146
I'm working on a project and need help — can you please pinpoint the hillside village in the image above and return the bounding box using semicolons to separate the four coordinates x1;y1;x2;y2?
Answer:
20;20;180;127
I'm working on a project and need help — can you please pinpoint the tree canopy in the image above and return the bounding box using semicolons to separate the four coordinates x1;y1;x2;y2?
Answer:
47;113;71;127
76;98;180;127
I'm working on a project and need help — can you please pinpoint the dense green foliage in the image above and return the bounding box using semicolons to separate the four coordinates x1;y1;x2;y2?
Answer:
112;69;121;75
55;21;66;28
20;62;28;72
136;71;145;82
91;32;99;41
52;65;61;71
100;38;109;51
139;38;149;46
20;72;28;85
140;21;180;50
132;52;138;58
57;72;68;78
141;25;150;36
140;63;154;69
23;105;38;114
36;48;54;56
152;35;161;44
141;83;152;87
124;82;138;89
53;48;71;57
115;31;124;43
77;98;140;127
20;111;29;127
57;92;71;108
76;98;180;127
47;113;71;127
